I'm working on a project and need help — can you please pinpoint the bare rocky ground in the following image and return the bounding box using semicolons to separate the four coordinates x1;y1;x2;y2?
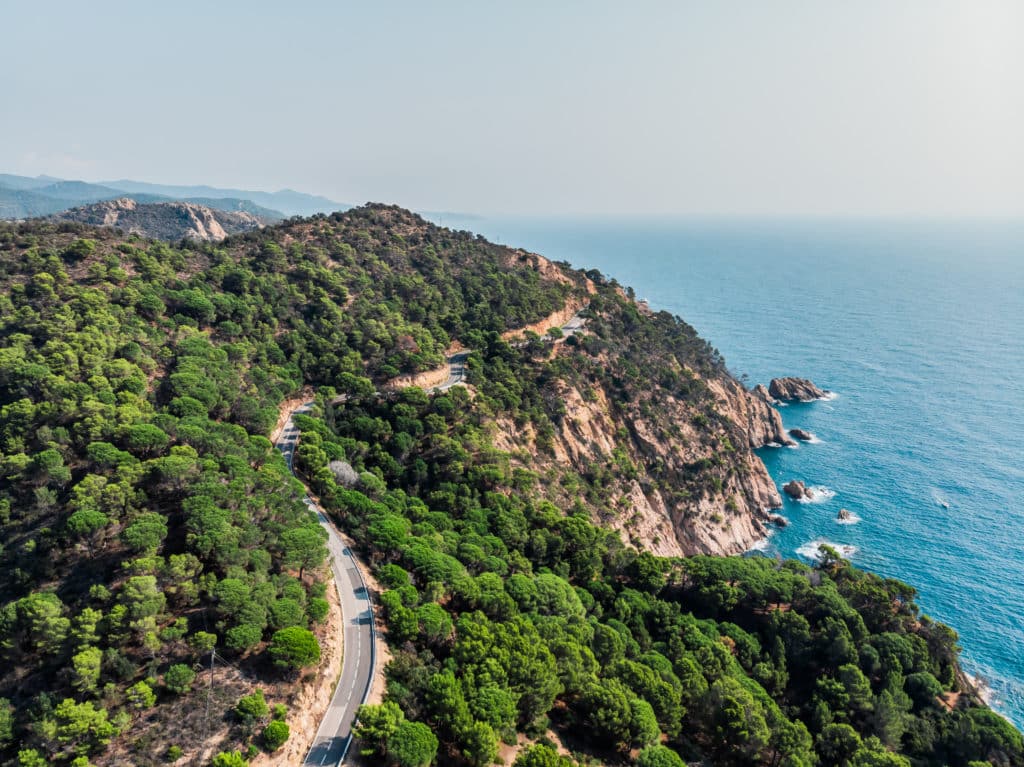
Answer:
49;197;266;242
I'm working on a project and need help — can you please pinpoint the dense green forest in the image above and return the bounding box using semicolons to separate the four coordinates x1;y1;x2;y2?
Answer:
298;367;1022;767
0;206;1020;766
0;207;577;765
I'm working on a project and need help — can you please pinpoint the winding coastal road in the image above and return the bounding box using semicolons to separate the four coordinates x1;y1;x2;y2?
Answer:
278;308;586;764
276;404;375;767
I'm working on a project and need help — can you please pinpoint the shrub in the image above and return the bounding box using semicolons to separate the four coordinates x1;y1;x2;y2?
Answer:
262;720;290;751
210;752;247;767
236;689;269;722
307;597;330;623
268;627;320;669
164;664;196;694
126;680;156;709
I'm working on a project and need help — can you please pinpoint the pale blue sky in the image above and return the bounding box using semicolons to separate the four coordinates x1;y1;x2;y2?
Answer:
2;1;1021;216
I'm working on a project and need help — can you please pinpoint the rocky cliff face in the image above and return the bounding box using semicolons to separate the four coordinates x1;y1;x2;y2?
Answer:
492;347;786;557
709;377;795;449
49;197;265;241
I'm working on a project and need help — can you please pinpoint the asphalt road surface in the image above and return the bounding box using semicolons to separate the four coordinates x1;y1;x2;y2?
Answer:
434;350;471;391
276;404;376;766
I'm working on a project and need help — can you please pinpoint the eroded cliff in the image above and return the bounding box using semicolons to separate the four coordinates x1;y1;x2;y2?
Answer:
487;316;786;556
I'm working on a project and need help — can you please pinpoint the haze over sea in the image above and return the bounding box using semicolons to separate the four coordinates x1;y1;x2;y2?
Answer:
444;215;1024;728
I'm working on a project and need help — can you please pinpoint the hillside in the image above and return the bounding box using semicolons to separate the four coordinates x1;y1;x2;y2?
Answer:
100;180;346;217
0;186;83;219
49;198;267;242
0;173;344;219
0;207;1019;767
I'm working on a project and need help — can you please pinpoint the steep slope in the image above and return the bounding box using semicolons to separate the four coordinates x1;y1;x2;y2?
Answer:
234;205;786;555
49;197;266;241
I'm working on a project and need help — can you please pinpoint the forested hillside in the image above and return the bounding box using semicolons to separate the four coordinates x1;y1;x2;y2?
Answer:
297;349;1022;767
0;207;578;765
0;206;1019;766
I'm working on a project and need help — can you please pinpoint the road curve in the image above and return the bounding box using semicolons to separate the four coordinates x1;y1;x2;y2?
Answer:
276;403;376;767
433;351;471;392
431;310;585;392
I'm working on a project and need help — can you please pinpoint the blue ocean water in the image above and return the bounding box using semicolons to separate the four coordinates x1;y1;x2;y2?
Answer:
445;215;1024;728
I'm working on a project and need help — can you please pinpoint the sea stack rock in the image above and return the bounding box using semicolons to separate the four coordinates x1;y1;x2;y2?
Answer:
768;514;789;528
769;377;830;402
783;480;813;500
837;508;852;521
788;428;814;442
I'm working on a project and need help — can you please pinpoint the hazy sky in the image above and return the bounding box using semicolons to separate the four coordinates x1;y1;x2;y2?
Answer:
2;1;1022;216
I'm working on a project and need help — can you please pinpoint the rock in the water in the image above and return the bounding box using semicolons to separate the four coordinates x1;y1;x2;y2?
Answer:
769;377;830;402
768;514;789;528
752;384;780;406
837;508;852;521
783;480;808;500
788;428;814;441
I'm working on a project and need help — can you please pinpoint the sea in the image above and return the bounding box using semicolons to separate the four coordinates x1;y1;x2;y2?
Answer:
440;214;1024;729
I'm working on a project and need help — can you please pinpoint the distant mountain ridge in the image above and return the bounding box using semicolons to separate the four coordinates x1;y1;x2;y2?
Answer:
49;197;266;241
0;172;349;220
101;179;346;217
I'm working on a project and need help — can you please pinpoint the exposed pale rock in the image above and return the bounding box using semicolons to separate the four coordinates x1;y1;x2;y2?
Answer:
768;377;830;402
752;384;780;405
49;197;265;242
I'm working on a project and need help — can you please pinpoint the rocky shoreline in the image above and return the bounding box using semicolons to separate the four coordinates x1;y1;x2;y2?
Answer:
742;376;833;550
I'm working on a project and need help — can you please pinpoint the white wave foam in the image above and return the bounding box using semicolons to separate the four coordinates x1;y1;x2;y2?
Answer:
965;672;995;705
835;511;862;525
806;434;824;444
793;485;836;504
747;536;773;553
819;391;839;401
765;441;783;448
796;538;857;561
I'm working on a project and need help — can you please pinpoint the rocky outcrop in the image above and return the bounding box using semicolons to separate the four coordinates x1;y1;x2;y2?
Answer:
707;378;795;448
768;514;789;528
752;384;780;405
837;508;852;521
769;377;830;402
789;428;814;442
50;197;265;241
784;480;814;500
